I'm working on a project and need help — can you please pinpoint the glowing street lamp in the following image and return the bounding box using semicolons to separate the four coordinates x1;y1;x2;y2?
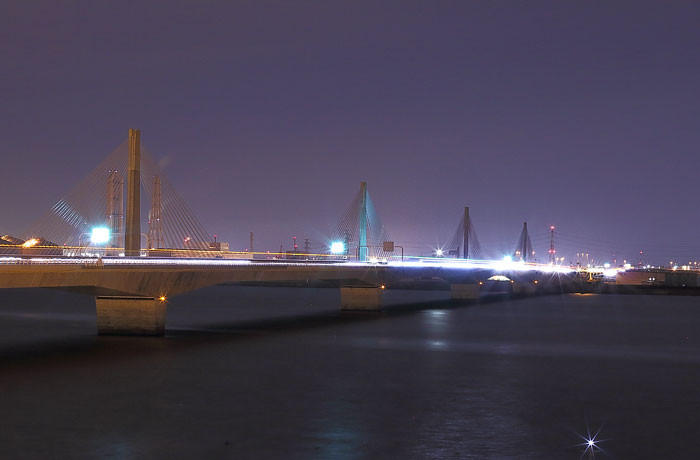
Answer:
90;227;110;245
330;241;345;254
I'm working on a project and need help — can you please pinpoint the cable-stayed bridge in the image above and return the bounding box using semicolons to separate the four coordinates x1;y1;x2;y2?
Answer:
0;130;575;336
20;129;210;254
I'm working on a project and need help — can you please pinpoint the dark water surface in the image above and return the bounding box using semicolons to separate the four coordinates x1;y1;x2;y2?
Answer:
1;287;699;459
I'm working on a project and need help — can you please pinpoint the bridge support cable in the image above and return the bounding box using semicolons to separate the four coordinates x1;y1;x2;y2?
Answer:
444;206;483;259
328;182;392;261
26;140;130;248
24;131;211;253
358;182;368;262
105;170;124;251
328;189;360;258
513;221;534;262
140;147;211;250
148;176;164;249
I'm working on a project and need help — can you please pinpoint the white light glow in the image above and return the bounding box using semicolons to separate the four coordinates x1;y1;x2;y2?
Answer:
330;241;345;254
0;255;578;277
488;275;512;281
90;227;110;245
577;425;604;457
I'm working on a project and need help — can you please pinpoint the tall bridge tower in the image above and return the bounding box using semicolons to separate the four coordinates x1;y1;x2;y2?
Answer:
125;129;141;256
444;206;481;259
328;181;391;261
514;221;533;262
358;181;368;262
463;206;470;259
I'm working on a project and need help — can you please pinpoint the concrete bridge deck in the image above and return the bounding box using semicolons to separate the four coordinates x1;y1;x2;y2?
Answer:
0;257;574;335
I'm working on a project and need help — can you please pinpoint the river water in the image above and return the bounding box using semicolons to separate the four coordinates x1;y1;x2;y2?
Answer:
0;287;699;459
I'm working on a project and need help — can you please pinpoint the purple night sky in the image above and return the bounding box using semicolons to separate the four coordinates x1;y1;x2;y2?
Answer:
1;1;699;265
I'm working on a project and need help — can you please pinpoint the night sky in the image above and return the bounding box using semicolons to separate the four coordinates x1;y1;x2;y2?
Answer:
2;1;699;265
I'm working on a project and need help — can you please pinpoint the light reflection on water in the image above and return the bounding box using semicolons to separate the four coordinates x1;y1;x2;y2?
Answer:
0;287;699;459
312;401;366;460
336;336;700;364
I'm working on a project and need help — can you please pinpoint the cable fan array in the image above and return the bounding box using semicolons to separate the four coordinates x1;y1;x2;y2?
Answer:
327;184;392;260
442;211;483;259
25;140;211;250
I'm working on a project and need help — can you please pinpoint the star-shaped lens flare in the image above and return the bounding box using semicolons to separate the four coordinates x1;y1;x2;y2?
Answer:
576;425;606;459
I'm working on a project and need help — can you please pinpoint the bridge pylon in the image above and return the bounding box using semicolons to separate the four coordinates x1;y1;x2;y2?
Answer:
358;182;368;261
514;221;534;262
24;129;212;252
463;207;470;259
329;182;390;261
125;129;141;256
444;206;481;259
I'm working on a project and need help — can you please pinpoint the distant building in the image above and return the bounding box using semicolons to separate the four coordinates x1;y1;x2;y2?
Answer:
616;269;700;287
208;242;229;251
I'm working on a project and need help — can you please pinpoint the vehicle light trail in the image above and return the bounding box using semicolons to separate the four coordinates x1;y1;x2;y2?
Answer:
0;256;575;273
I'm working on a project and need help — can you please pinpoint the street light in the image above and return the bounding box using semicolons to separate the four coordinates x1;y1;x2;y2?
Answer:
330;241;345;254
90;227;110;245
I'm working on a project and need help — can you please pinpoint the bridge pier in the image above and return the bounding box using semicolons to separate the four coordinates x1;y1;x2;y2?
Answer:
340;286;383;311
512;282;538;296
450;283;480;300
95;296;166;336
